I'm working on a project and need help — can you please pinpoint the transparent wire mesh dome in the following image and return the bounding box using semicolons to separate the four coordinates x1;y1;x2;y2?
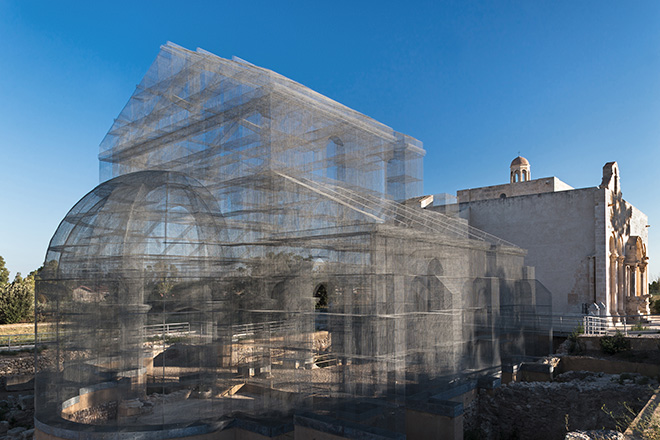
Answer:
35;170;237;436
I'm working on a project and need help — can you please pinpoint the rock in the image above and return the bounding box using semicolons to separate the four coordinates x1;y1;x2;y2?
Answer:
7;427;25;436
20;428;33;439
118;399;143;418
0;421;8;434
565;433;591;440
565;430;623;440
6;408;31;427
7;409;22;420
17;396;32;411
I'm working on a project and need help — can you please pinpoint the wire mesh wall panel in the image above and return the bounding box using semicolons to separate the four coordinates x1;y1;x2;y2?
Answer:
35;43;552;438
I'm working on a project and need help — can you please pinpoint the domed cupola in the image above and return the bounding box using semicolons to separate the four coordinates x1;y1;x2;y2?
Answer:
510;156;531;183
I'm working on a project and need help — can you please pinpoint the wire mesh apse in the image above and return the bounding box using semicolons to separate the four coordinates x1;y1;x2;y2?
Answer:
36;43;552;438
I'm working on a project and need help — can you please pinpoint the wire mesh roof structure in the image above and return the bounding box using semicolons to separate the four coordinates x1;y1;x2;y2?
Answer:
35;43;552;439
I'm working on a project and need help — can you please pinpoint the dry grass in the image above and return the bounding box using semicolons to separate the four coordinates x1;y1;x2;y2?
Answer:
0;323;37;336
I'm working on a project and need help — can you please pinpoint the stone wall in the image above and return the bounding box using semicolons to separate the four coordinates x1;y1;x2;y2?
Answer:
443;187;598;316
0;352;53;378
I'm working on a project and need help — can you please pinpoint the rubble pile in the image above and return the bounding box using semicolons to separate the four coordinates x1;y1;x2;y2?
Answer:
464;371;657;440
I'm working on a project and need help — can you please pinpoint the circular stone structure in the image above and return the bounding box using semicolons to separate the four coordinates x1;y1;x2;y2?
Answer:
35;170;236;439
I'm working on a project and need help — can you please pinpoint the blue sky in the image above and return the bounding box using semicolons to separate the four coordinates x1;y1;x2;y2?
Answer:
1;1;659;278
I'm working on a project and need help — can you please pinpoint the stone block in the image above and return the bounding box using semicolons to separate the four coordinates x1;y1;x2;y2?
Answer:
519;362;553;382
502;364;519;384
5;375;34;392
118;399;143;418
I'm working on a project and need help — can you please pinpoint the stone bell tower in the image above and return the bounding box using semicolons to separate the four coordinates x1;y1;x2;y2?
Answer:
510;156;531;183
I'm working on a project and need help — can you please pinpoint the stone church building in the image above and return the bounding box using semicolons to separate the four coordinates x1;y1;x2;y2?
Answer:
423;157;650;324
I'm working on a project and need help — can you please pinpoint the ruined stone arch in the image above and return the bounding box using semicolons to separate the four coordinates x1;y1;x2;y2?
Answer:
626;236;644;262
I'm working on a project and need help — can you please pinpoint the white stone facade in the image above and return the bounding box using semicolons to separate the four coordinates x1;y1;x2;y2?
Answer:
426;159;649;320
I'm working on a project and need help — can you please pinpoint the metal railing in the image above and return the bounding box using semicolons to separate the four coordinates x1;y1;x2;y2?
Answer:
0;331;56;350
0;323;193;351
583;315;608;336
0;320;294;350
1;313;655;351
581;314;660;336
143;322;191;338
231;320;295;340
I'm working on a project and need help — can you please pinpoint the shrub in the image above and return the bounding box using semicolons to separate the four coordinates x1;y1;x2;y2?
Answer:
651;297;660;315
567;325;585;354
631;322;649;332
600;331;630;355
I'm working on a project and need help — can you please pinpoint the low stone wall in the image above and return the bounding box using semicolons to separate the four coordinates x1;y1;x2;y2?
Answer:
0;354;38;377
559;356;660;378
577;335;660;352
625;389;660;439
61;382;121;420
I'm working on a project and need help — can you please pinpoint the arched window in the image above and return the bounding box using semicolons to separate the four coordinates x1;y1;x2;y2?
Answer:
514;171;520;182
271;281;286;300
427;258;443;277
314;283;329;331
614;170;618;194
522;170;528;181
314;284;328;311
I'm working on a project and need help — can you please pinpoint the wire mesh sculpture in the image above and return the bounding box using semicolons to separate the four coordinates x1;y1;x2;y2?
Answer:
35;43;551;438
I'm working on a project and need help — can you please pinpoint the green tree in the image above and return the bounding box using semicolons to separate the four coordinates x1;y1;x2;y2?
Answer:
650;277;660;295
0;256;9;286
31;263;54;322
650;276;660;315
0;273;35;324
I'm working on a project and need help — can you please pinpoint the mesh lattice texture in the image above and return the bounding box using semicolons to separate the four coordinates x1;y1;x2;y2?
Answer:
36;43;551;437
